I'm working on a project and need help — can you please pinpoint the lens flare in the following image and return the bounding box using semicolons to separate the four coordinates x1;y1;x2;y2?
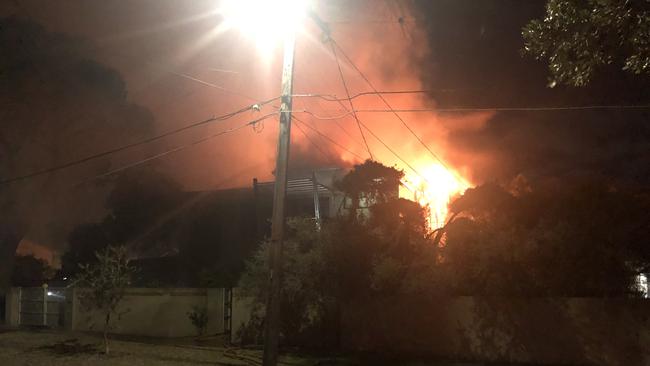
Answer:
217;0;308;55
401;163;469;229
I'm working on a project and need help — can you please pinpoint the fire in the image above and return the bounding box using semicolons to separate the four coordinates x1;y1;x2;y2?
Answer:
400;162;470;229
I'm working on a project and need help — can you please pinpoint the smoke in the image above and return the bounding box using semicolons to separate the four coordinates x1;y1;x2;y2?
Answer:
0;17;156;259
5;0;648;260
412;0;650;186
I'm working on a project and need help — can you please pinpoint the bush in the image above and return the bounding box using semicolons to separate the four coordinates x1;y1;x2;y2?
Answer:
187;305;209;336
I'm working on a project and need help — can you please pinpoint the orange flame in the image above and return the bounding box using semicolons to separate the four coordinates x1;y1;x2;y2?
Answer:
400;162;470;229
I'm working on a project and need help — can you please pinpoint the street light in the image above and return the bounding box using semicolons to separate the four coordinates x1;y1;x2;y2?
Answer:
218;0;307;55
217;1;308;365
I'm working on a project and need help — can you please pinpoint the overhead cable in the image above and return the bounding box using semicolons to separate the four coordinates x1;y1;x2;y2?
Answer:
1;101;278;185
329;40;374;160
331;38;461;177
292;119;365;160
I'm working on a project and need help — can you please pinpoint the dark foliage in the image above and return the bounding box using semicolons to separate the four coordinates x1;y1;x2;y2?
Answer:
11;254;52;287
0;17;153;288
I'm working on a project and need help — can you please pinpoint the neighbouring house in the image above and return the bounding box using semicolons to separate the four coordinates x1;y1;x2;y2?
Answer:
128;167;350;287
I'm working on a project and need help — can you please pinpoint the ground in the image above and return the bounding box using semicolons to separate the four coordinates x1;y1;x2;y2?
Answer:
0;329;321;366
0;328;528;365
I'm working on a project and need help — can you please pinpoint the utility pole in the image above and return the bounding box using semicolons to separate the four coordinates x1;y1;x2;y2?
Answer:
312;171;321;231
262;31;296;366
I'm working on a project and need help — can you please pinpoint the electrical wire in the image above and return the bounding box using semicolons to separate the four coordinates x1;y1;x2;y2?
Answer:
331;38;465;178
292;116;338;164
329;40;374;160
1;101;278;185
327;18;416;25
294;105;650;119
292;119;365;161
310;97;367;151
294;92;650;112
74;112;277;186
293;89;434;102
355;119;428;183
323;45;433;182
166;68;260;104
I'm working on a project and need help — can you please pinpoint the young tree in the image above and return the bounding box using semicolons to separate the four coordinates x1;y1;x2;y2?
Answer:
523;0;650;86
74;246;135;354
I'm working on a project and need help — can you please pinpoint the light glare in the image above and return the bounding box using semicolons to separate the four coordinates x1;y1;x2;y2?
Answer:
218;0;307;54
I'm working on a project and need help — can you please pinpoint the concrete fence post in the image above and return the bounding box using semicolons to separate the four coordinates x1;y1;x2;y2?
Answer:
42;286;48;326
4;287;21;327
206;288;225;335
64;287;77;331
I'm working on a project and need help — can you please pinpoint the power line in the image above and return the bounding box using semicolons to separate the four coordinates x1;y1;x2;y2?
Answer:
74;113;277;186
323;45;432;183
294;104;650;118
356;118;428;183
165;68;261;104
292;119;365;160
294;89;433;101
293;92;367;152
329;40;374;160
292;116;338;164
330;38;463;178
296;91;650;111
326;18;416;25
310;97;367;151
1;101;278;185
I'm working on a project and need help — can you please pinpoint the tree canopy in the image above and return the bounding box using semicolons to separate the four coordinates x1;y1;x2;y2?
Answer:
238;162;650;347
0;17;154;288
11;254;52;287
523;0;650;86
60;168;183;277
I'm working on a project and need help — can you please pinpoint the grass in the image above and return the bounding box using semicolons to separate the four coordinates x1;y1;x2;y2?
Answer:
0;329;313;366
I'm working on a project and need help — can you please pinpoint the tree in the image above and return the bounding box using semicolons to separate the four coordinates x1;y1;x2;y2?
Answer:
523;0;650;86
336;160;403;220
0;17;153;289
61;223;112;278
11;254;52;287
103;168;184;244
60;168;183;278
441;178;650;296
238;162;438;347
74;246;135;354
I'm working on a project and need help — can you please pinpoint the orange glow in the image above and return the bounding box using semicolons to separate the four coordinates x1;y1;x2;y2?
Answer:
400;162;470;229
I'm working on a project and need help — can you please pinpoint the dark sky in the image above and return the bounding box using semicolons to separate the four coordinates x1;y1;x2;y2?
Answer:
414;0;650;184
1;0;649;258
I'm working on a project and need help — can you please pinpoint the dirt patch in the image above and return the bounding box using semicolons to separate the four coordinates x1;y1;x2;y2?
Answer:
34;338;100;356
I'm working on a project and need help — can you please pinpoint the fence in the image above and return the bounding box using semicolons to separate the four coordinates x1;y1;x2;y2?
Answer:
19;286;66;327
342;296;650;366
4;287;252;339
6;288;649;364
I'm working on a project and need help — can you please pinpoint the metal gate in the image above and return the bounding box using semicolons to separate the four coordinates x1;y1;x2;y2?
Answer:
18;286;66;327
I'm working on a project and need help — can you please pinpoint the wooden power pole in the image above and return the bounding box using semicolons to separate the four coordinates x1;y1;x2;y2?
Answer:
262;31;296;366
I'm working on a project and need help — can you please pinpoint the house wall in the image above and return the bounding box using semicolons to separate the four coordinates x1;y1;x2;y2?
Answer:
66;287;225;338
342;296;650;366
